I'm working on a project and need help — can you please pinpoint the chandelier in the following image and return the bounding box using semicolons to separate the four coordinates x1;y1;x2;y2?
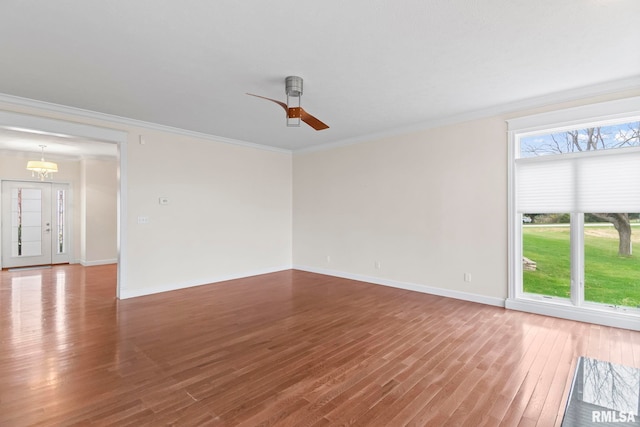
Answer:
26;145;58;181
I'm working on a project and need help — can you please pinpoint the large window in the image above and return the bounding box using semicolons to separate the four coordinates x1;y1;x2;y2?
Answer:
508;97;640;329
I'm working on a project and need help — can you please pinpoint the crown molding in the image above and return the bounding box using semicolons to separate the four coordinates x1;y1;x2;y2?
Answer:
295;75;640;154
1;74;638;157
0;93;292;154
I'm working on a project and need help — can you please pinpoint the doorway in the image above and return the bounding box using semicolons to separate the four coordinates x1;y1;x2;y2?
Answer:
1;180;71;268
0;109;127;297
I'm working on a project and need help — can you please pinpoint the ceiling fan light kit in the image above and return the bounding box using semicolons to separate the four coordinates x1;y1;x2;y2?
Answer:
247;76;329;131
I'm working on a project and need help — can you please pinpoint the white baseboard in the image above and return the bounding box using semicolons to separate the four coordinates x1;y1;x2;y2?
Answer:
119;265;293;299
505;298;640;331
293;265;505;308
80;258;117;267
116;264;638;330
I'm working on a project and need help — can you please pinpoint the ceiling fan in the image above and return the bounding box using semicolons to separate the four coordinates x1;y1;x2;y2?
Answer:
247;76;329;131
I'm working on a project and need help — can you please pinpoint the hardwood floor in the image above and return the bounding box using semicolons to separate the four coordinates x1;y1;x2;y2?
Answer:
1;265;639;426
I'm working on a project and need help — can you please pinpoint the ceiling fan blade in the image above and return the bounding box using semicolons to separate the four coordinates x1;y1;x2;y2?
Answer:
300;108;329;131
247;93;329;130
246;93;287;111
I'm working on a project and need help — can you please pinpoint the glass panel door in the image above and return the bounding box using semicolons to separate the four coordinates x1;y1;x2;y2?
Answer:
1;181;70;268
12;187;43;257
2;181;52;267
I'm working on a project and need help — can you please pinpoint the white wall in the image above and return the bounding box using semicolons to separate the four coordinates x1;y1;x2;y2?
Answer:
293;117;508;302
123;129;292;297
293;90;640;305
80;158;117;265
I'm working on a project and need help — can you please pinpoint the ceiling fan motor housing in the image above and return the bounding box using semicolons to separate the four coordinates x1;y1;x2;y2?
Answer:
285;76;303;97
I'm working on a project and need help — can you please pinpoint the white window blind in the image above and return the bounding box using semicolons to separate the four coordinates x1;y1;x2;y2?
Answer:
516;148;640;213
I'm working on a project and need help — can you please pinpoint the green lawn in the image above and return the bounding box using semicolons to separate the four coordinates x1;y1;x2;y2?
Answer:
523;225;640;308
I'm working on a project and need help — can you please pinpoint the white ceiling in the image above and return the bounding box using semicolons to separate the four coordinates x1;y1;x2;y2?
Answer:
0;0;639;153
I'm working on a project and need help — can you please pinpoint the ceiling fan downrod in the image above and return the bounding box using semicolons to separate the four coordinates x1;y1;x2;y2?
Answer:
285;76;303;127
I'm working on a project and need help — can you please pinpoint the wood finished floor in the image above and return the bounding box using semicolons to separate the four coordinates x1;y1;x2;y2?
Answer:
1;265;639;426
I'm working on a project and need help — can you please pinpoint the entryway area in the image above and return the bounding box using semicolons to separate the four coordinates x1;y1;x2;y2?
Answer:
1;180;70;268
0;109;127;297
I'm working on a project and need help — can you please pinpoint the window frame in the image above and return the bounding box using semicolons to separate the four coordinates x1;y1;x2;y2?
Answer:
507;96;640;330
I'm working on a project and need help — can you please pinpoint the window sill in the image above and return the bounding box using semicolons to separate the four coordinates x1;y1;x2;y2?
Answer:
505;297;640;331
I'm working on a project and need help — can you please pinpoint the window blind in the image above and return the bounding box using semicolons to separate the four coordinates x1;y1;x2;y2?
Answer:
516;148;640;213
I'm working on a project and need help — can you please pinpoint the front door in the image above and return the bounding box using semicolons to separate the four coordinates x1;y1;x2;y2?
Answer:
1;180;70;268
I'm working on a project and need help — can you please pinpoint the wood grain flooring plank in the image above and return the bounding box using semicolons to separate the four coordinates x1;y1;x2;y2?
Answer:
533;334;576;427
499;323;564;425
484;315;556;422
1;265;639;426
